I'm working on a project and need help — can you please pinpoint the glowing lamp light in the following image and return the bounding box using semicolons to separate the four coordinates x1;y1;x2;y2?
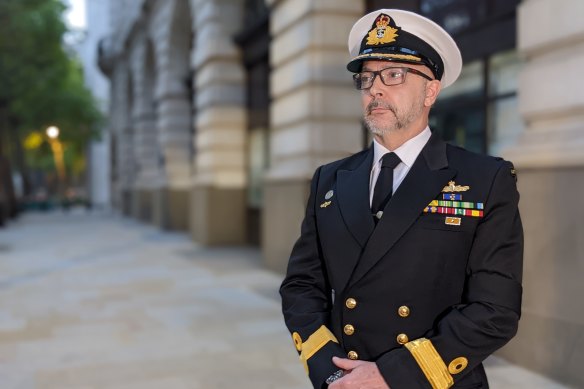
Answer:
46;126;60;139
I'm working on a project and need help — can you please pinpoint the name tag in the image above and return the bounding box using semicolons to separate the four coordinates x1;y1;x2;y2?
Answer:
445;217;461;226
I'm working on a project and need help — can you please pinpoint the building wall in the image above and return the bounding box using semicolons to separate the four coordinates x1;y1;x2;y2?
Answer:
262;0;365;271
147;0;193;230
98;0;584;385
77;0;111;209
189;0;248;243
500;0;584;386
101;0;144;214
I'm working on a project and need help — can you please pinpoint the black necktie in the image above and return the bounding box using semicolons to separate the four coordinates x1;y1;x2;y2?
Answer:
371;152;401;217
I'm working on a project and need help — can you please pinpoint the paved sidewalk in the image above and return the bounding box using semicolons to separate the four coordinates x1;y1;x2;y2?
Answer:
0;211;574;388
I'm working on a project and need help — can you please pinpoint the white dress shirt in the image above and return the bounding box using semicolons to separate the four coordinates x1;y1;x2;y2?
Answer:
369;127;432;207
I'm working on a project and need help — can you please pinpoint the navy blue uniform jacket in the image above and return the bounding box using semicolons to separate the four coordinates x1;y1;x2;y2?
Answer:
280;133;523;388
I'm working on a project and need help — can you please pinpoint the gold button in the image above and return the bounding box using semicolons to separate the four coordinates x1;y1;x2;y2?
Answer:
292;332;302;351
397;333;409;345
346;298;357;309
448;357;468;374
398;305;410;318
343;324;355;336
347;350;358;360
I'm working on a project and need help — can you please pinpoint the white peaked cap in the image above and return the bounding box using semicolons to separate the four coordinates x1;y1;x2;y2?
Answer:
347;9;463;88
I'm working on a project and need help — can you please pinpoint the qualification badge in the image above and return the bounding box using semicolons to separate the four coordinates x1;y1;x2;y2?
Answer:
321;190;334;208
442;181;470;193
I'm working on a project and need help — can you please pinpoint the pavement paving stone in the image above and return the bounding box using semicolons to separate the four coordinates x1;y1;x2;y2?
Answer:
0;211;575;388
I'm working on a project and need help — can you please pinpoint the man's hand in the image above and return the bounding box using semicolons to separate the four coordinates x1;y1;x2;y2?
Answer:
328;356;390;389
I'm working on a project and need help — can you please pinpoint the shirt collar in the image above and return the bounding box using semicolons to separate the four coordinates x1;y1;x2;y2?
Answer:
372;126;432;169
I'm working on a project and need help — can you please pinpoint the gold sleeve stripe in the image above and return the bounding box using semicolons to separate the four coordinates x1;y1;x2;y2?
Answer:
301;325;339;360
299;325;339;374
405;338;454;389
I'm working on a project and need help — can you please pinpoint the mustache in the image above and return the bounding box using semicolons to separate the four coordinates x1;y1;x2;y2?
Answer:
366;100;396;115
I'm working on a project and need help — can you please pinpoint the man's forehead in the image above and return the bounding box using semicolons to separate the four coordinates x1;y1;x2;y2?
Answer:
362;60;406;69
362;60;430;72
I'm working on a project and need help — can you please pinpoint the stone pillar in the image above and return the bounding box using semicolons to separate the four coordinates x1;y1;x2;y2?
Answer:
109;63;136;216
151;94;192;230
150;0;193;231
118;127;136;216
189;0;248;245
262;0;365;272
500;1;584;387
129;35;159;222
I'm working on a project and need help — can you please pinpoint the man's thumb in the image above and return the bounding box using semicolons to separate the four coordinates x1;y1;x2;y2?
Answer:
332;356;359;370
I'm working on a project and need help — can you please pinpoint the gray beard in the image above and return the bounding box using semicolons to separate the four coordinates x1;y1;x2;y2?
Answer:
363;93;426;136
363;110;407;136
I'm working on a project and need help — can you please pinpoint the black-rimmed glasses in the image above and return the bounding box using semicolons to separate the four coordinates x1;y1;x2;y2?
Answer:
353;67;434;90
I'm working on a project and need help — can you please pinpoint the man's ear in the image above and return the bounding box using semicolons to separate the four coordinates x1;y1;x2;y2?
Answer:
424;80;442;107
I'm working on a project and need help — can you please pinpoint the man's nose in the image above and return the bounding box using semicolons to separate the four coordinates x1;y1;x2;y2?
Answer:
368;73;385;96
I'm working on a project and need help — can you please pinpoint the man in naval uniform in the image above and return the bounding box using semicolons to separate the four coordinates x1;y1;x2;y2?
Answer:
280;9;523;389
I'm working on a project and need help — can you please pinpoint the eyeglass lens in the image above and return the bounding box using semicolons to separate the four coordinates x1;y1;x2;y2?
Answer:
353;68;406;90
353;67;433;90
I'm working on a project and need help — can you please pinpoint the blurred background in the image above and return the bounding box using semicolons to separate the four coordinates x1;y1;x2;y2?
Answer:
0;0;582;388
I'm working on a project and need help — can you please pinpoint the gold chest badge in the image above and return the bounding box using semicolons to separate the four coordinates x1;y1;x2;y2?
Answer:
442;181;470;193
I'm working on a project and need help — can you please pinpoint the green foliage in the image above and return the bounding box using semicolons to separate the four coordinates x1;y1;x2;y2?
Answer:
0;0;103;182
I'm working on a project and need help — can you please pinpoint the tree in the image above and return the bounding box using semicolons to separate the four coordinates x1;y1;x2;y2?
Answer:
0;0;103;198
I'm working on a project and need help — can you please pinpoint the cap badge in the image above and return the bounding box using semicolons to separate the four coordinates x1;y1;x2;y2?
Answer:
366;14;398;46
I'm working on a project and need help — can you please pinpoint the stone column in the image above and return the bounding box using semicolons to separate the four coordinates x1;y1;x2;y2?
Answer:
500;1;584;387
189;0;248;245
129;34;159;222
152;93;192;230
109;62;136;215
150;0;193;230
118;126;136;215
262;0;365;272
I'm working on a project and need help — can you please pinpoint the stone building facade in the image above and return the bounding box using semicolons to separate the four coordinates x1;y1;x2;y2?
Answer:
501;0;584;386
77;0;111;210
97;0;583;386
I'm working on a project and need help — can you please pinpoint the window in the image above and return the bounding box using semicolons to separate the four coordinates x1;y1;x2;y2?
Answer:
430;50;523;156
487;50;523;156
430;60;486;153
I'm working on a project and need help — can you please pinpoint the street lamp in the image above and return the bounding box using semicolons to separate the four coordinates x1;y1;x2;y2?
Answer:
46;126;66;191
46;126;60;139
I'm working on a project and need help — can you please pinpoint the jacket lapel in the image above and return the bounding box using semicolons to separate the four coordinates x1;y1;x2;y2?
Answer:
336;148;375;249
347;134;456;288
